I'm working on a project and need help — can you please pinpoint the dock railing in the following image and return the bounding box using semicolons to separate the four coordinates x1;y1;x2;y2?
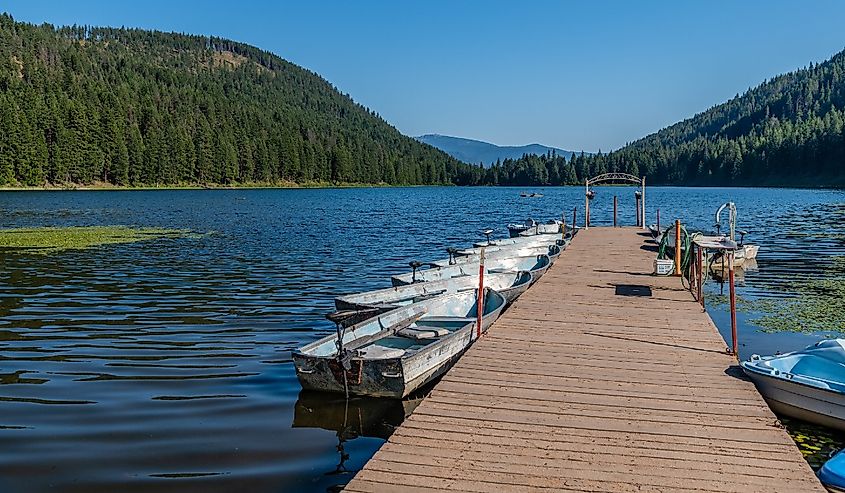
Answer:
691;235;739;359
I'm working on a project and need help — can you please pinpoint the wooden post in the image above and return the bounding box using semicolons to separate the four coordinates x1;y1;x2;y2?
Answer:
635;194;640;227
691;245;697;294
613;196;617;227
657;208;660;232
697;245;704;308
729;249;738;358
674;219;682;277
641;176;646;230
476;247;485;339
584;181;589;230
688;247;694;291
573;207;577;230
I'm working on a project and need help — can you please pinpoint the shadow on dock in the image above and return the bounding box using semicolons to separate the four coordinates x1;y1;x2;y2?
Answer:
584;331;730;355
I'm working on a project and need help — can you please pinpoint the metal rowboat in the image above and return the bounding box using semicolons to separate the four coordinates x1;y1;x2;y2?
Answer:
391;254;551;286
293;289;507;398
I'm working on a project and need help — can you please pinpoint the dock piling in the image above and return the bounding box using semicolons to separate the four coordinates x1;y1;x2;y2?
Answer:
729;250;738;357
476;247;485;338
674;219;681;276
613;196;617;227
697;245;704;308
635;192;640;227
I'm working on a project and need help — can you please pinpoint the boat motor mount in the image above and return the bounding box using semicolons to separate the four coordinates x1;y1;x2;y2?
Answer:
408;261;423;283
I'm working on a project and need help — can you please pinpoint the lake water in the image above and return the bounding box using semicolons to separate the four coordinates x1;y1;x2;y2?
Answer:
2;186;845;491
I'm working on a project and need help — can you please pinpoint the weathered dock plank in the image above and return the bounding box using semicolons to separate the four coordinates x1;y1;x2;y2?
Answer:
345;227;824;492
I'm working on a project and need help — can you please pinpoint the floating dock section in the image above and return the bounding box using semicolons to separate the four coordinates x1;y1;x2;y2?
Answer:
345;227;823;492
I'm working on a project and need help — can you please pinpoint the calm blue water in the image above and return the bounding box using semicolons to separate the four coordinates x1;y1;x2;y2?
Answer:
1;186;845;492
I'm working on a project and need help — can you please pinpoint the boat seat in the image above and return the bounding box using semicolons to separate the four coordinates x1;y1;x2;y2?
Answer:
356;344;406;360
423;317;475;324
397;326;450;340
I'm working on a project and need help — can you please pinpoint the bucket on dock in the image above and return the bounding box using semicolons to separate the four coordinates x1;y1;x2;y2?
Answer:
654;259;674;275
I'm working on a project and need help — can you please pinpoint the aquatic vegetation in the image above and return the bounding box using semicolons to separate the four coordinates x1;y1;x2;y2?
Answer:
705;257;845;335
0;226;195;254
782;417;845;470
752;257;845;334
704;291;778;313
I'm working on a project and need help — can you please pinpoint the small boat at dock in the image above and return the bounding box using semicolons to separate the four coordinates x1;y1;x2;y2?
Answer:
293;289;507;398
445;243;562;265
391;254;551;286
819;449;845;492
473;234;566;249
507;218;536;237
507;219;560;237
518;220;562;236
452;240;569;258
711;202;761;265
741;339;845;432
334;270;532;320
708;242;760;267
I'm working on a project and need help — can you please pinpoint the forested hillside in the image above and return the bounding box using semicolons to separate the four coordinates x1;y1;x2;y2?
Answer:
0;14;470;187
2;11;843;189
470;47;845;187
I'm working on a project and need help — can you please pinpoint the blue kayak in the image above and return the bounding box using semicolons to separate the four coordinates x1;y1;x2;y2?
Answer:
819;449;845;492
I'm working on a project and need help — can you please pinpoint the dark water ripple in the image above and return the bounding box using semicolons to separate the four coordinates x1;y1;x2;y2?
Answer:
1;186;845;491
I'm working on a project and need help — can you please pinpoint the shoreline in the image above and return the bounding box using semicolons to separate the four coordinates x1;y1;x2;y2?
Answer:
0;182;842;192
0;181;441;192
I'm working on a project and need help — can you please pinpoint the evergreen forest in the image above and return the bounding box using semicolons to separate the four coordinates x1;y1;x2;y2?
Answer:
0;14;470;187
2;13;844;188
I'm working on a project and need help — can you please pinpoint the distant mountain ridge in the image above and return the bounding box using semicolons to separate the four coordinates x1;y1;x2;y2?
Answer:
417;134;577;167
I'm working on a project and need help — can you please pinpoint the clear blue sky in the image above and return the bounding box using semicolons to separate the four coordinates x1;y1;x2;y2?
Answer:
5;0;845;151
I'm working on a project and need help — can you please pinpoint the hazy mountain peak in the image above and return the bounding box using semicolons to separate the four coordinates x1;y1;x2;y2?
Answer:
417;134;577;167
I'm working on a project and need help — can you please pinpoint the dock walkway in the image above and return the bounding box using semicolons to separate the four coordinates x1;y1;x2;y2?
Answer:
345;227;823;492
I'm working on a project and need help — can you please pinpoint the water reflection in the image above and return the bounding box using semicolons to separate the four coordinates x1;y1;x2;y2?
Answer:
293;390;424;441
708;258;758;285
292;390;424;492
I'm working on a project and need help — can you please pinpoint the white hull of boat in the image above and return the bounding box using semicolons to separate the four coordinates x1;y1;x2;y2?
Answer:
707;244;760;267
743;370;845;432
507;219;562;238
391;254;551;286
335;270;532;312
444;244;562;266
516;222;560;236
740;244;759;260
473;234;564;249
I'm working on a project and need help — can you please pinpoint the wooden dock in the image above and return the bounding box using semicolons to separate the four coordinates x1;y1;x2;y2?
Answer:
345;227;824;493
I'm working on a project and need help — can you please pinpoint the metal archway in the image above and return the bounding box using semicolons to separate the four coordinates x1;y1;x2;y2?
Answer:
584;173;646;230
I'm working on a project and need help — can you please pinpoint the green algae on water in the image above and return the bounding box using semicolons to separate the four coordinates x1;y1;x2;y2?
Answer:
706;257;845;335
782;417;845;470
0;226;195;254
753;257;845;334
